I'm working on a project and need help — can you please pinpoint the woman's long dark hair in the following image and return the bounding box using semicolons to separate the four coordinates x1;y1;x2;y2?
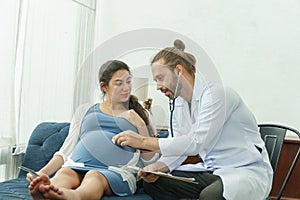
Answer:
98;60;150;126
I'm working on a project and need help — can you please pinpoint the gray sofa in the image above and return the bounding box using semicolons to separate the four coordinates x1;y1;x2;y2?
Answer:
0;122;153;200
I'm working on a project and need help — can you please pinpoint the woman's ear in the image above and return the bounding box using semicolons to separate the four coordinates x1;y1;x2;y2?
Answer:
100;82;107;92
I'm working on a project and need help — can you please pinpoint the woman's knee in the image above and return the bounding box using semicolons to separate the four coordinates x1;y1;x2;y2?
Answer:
83;170;112;196
55;167;77;178
85;170;104;179
84;170;110;187
51;168;81;187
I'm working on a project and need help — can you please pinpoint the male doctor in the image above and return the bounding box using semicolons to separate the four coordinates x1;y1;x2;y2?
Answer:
113;40;273;200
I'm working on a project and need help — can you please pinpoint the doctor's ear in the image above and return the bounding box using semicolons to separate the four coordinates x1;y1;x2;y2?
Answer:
175;64;183;76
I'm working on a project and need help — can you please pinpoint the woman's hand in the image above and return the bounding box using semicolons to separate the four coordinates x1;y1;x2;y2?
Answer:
138;161;169;183
26;171;41;183
117;109;146;129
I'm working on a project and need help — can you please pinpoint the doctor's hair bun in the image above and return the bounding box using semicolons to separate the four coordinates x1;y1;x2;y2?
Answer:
173;39;185;51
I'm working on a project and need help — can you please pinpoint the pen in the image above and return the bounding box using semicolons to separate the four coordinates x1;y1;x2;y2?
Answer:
19;166;39;178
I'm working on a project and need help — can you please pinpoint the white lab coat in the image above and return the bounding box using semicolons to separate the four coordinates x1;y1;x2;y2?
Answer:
157;75;273;200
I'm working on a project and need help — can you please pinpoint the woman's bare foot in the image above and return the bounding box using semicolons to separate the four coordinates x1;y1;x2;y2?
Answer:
42;186;79;200
28;174;51;200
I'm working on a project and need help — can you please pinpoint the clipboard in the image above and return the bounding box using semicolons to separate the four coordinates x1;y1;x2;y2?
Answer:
123;165;198;184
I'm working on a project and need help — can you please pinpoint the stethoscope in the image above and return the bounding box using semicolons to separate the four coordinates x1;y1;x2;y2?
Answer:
169;72;181;138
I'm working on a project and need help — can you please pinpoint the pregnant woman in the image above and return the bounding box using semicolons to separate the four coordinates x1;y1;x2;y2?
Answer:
27;60;158;200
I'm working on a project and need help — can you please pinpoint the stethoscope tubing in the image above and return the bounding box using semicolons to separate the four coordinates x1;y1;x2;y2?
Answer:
169;72;181;138
169;97;176;138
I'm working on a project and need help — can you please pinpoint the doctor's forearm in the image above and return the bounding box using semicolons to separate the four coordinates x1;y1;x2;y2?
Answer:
137;124;159;158
142;137;160;152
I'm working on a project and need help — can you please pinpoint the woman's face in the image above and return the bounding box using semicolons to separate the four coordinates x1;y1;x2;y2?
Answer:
106;69;132;103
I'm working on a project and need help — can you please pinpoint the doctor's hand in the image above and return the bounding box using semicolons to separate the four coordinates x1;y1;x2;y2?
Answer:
138;161;169;183
113;130;160;151
112;130;145;149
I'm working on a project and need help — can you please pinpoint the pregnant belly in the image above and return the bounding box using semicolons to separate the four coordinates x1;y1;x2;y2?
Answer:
71;130;136;167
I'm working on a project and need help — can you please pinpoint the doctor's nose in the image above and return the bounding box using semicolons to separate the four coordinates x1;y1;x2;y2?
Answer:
156;83;163;91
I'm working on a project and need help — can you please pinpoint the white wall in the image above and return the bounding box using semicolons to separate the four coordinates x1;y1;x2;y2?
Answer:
0;0;19;145
0;0;96;146
94;0;300;130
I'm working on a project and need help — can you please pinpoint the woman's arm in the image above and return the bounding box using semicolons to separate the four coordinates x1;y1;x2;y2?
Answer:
26;103;91;182
117;109;159;160
25;154;64;183
38;155;64;175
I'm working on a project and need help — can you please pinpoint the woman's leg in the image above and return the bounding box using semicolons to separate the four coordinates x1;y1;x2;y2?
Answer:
50;167;83;188
74;170;113;199
43;170;113;200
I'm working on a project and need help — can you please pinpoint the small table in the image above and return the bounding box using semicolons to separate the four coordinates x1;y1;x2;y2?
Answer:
270;139;300;200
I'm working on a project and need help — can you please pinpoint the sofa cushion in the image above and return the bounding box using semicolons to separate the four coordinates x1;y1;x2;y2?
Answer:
0;178;151;200
19;122;70;177
0;178;30;199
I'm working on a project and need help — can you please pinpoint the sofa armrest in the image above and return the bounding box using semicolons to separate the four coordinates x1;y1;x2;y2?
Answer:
0;144;26;181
